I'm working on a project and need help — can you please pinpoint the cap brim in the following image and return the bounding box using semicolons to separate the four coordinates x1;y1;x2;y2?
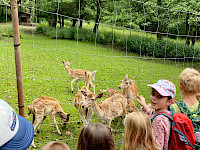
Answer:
1;115;34;150
148;84;171;97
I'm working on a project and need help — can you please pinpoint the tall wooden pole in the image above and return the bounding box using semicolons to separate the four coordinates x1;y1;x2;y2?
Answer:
11;0;25;117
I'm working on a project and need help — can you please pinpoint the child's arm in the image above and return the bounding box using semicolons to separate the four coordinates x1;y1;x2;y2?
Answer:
136;95;148;108
136;95;153;116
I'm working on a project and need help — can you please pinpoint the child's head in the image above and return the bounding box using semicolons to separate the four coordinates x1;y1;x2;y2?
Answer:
77;123;115;150
179;68;200;94
148;80;176;111
123;111;158;150
40;141;70;150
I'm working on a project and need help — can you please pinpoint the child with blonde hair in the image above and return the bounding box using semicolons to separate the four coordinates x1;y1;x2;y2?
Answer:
77;123;115;150
40;141;70;150
136;79;176;150
123;111;158;150
171;67;200;149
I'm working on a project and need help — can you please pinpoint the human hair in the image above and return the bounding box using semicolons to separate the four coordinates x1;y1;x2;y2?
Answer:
123;111;158;150
40;141;70;150
179;68;200;94
77;123;115;150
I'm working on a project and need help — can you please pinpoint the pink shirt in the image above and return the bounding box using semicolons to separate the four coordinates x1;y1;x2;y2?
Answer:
143;107;171;150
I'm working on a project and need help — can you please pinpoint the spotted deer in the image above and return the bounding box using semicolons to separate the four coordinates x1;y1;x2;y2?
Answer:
74;86;93;125
28;96;70;136
119;74;139;100
81;91;126;130
62;61;97;93
100;74;139;114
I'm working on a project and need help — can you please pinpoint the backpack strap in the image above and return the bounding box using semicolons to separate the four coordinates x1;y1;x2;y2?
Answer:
151;111;173;122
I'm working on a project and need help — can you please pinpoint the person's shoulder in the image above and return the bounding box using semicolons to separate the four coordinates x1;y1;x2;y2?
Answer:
170;102;181;113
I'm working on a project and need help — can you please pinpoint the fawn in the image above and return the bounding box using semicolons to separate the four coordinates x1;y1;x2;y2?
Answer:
119;74;139;100
81;91;125;130
100;74;139;114
74;86;93;125
28;96;70;136
62;61;97;93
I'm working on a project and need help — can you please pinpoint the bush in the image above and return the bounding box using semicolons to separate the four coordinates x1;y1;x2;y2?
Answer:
36;23;200;62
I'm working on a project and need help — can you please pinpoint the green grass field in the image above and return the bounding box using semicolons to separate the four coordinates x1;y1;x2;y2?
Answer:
0;23;200;149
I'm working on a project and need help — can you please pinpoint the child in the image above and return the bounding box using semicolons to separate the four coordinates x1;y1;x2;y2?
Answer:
136;79;176;150
77;123;115;150
40;141;70;150
170;68;200;149
123;111;158;150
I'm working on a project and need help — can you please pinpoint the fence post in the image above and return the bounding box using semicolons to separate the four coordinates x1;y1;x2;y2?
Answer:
11;0;25;117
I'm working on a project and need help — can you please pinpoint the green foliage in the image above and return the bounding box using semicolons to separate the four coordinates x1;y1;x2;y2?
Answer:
0;24;13;37
36;24;200;62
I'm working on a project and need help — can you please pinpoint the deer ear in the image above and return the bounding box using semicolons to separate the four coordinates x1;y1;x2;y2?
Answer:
61;61;65;64
124;74;128;79
69;61;73;64
96;93;103;99
81;91;87;96
131;76;135;80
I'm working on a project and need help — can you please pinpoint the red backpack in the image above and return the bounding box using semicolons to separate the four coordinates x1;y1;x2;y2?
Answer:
152;109;195;150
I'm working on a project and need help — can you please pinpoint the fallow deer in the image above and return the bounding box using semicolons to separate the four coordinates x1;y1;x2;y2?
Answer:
28;96;70;136
100;74;139;114
62;61;97;93
81;92;125;130
74;86;93;125
119;74;139;100
100;88;121;98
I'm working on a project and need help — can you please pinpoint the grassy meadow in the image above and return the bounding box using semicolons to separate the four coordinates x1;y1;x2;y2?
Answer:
0;23;200;150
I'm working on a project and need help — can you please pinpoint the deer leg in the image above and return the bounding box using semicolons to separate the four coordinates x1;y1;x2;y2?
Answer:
71;79;76;93
33;115;44;135
30;139;36;148
107;119;112;127
37;116;46;132
76;80;79;91
50;114;62;135
115;116;122;131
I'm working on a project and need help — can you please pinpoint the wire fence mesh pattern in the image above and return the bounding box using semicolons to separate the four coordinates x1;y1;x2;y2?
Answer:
0;0;200;149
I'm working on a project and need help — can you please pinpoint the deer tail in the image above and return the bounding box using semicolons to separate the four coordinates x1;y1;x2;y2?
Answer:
91;70;97;81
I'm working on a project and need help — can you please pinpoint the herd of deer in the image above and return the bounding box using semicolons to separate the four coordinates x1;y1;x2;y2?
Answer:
28;60;139;148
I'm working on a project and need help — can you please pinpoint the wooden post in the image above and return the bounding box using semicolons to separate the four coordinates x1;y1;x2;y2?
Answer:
11;0;25;117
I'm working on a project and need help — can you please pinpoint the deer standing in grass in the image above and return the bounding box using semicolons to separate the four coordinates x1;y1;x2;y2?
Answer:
74;86;93;125
28;96;70;136
62;61;97;93
100;74;139;114
81;91;125;130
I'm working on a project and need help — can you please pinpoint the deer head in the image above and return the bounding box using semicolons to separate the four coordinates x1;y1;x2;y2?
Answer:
81;91;103;108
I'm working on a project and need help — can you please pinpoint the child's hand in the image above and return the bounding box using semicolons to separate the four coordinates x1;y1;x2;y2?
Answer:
136;95;148;108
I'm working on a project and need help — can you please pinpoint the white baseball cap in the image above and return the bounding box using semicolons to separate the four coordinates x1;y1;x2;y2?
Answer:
0;99;34;150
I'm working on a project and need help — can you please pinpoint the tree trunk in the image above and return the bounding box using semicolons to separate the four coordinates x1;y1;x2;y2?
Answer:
58;15;61;27
93;0;101;33
156;0;162;39
80;20;83;28
1;6;3;18
72;18;77;27
185;12;190;45
62;16;64;27
191;26;198;46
